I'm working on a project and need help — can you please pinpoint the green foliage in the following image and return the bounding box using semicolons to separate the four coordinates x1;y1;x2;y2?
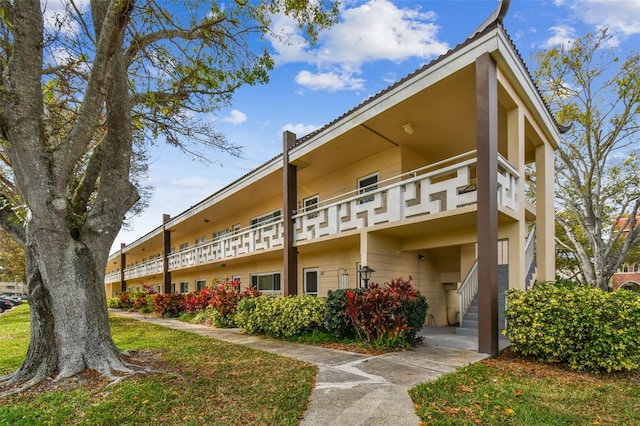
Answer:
152;293;185;317
343;277;427;348
506;283;640;372
106;297;119;308
324;288;364;339
535;29;640;289
235;295;327;338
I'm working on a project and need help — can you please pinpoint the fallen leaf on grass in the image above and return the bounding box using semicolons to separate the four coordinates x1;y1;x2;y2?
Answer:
458;385;473;393
505;407;515;415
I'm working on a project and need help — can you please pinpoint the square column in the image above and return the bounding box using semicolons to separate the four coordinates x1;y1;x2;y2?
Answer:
535;142;555;281
476;52;499;357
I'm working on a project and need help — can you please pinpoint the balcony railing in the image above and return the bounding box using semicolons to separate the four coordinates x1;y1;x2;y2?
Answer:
124;258;163;280
167;219;284;271
117;153;519;280
294;153;519;242
104;269;122;284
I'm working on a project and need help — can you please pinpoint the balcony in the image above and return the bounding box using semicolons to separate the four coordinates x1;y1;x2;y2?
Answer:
167;219;284;272
115;152;519;281
294;152;519;242
123;258;163;281
105;269;121;284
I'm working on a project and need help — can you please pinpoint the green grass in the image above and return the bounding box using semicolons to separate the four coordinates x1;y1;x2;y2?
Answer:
0;305;316;425
409;352;640;425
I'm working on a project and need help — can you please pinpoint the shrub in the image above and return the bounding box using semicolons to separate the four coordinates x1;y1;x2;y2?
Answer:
106;297;119;308
324;288;364;339
209;283;261;328
506;283;640;372
184;288;214;314
235;295;327;338
343;277;427;348
116;291;132;309
153;293;186;317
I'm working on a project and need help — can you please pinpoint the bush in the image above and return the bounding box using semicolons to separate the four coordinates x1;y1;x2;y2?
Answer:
208;283;261;328
107;297;119;308
153;293;186;317
324;288;364;339
184;288;214;314
506;283;640;372
235;295;327;338
343;277;427;348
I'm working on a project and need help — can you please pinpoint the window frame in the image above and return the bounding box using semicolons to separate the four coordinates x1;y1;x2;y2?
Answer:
196;279;207;291
251;210;282;229
358;173;379;204
180;281;189;294
303;267;319;296
250;272;281;293
303;195;319;218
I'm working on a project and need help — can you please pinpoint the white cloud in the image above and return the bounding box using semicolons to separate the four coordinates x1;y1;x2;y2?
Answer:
221;109;248;125
281;123;320;138
269;0;448;92
541;25;576;48
570;0;640;36
295;70;365;91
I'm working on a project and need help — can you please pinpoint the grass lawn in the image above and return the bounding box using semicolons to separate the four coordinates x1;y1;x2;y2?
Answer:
410;350;640;425
0;305;316;425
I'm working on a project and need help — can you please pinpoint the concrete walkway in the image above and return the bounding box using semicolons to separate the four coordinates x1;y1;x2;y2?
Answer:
109;310;488;425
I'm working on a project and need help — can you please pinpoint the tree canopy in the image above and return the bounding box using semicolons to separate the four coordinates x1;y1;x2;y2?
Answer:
535;30;640;290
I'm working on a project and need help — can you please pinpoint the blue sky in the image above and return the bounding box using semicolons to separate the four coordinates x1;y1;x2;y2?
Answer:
113;0;640;253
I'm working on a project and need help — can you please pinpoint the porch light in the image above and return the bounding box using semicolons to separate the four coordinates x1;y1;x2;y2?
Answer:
358;265;375;289
403;122;413;135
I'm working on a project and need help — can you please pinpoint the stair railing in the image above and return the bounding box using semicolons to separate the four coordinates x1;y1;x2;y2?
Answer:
457;260;478;328
524;224;536;289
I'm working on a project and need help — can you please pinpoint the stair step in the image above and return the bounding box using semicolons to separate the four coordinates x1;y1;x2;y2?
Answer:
455;327;478;336
463;312;478;322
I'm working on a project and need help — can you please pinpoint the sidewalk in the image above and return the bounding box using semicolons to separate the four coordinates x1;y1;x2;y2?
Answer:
109;310;488;426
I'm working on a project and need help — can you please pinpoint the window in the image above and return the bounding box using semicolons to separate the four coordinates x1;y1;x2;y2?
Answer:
213;229;228;241
180;282;189;293
171;283;176;293
251;272;281;292
196;279;206;291
303;195;319;218
232;275;241;290
195;236;206;245
251;210;281;228
179;242;189;252
304;268;319;296
358;173;378;203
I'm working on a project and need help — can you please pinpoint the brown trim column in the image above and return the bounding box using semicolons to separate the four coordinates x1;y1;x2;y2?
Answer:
162;214;172;294
476;52;499;357
283;131;298;296
120;243;126;293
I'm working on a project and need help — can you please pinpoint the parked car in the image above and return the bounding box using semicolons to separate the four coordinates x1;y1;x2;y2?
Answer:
0;296;18;308
0;298;13;312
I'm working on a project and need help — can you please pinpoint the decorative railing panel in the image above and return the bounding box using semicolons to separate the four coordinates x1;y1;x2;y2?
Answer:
294;155;519;242
167;221;284;272
123;258;163;281
104;269;122;284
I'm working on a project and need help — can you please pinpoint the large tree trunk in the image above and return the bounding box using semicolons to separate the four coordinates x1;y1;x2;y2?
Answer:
0;0;139;396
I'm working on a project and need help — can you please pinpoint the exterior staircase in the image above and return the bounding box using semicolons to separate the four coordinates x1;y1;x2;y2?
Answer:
456;264;509;336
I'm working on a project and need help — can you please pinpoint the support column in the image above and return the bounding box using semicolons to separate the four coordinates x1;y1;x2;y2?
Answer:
476;52;499;357
536;142;555;281
283;131;298;296
119;243;126;293
507;107;526;290
162;214;172;294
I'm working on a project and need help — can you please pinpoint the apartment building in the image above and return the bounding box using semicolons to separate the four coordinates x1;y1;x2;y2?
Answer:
105;6;561;344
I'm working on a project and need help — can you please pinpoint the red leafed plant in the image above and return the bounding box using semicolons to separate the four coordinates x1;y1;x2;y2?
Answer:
209;280;261;317
184;288;214;314
343;277;426;348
